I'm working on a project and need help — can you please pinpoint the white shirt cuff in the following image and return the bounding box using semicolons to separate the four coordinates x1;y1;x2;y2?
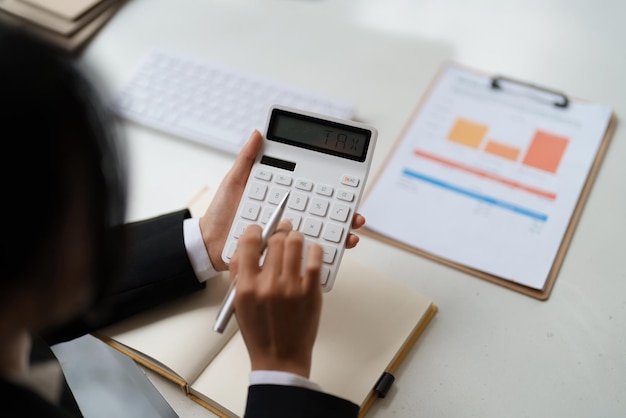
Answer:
183;218;219;283
249;370;322;392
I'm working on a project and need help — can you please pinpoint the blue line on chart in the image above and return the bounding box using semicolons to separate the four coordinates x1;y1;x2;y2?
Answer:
402;168;548;222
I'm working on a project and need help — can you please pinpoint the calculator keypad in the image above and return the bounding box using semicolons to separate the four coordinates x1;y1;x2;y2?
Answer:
224;167;361;289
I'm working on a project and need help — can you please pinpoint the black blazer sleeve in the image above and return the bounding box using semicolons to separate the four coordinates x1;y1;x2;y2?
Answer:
244;385;359;418
44;210;205;344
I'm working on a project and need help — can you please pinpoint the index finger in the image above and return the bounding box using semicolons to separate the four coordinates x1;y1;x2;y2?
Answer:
236;224;263;279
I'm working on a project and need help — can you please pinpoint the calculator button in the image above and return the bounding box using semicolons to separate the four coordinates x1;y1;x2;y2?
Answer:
234;221;250;238
340;175;360;187
323;223;344;243
337;189;355;202
302;217;323;237
241;202;261;220
228;160;364;291
321;244;337;264
254;169;272;181
268;187;288;204
288;193;308;211
260;207;274;224
225;241;237;259
295;179;314;191
309;198;329;217
283;211;302;229
276;174;293;186
315;184;333;196
329;202;350;222
248;182;268;200
320;266;331;285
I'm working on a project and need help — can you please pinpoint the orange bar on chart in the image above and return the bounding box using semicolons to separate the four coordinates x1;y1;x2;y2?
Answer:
447;118;488;149
484;140;521;161
522;130;569;173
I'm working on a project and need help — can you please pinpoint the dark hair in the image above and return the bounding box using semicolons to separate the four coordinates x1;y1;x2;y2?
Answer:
0;23;127;300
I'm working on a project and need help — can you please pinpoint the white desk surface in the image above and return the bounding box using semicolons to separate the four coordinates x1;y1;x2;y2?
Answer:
75;0;626;416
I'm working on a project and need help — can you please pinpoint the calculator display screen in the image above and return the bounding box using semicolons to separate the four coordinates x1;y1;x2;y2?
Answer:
267;109;371;162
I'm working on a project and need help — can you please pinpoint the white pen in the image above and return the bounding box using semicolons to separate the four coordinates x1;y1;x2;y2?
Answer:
213;190;291;333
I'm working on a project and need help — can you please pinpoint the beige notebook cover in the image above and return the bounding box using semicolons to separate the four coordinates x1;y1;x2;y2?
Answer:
0;0;124;53
0;0;119;36
18;0;105;21
94;186;438;417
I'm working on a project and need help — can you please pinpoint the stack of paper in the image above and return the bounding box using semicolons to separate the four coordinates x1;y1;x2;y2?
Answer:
0;0;125;53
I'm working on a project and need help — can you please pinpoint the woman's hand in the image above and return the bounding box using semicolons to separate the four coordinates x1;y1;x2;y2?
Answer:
229;220;322;378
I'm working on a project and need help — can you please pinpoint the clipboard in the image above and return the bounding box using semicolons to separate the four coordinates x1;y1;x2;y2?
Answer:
360;61;617;300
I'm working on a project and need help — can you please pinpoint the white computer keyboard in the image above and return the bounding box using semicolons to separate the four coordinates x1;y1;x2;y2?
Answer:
110;49;356;155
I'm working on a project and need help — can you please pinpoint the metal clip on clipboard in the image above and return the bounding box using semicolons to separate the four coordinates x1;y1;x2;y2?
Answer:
491;75;569;108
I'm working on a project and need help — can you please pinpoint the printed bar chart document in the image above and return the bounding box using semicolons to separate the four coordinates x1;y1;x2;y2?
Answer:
360;62;616;299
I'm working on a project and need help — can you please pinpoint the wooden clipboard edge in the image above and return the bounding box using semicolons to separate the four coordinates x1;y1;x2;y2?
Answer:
360;61;618;301
358;303;438;418
541;110;618;295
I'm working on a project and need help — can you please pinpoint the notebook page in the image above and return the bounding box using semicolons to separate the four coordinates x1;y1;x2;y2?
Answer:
96;274;238;385
190;256;434;416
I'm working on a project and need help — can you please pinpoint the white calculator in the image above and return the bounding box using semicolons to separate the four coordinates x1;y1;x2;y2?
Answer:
221;105;378;291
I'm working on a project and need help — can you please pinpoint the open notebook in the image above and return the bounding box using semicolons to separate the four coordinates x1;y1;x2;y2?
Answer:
93;187;438;417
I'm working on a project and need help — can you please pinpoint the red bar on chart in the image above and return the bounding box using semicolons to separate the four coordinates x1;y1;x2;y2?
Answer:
447;118;488;149
413;149;557;200
484;140;521;161
522;130;569;173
